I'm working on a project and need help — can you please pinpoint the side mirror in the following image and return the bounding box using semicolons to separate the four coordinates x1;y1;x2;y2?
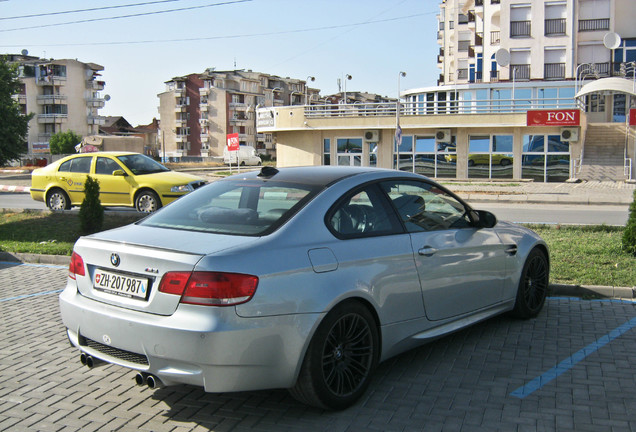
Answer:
112;169;127;177
471;209;497;229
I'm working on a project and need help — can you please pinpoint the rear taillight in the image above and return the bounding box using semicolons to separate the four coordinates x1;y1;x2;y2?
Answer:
69;252;85;279
159;271;258;306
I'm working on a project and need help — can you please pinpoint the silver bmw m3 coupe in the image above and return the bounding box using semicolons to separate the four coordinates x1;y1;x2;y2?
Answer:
59;166;549;410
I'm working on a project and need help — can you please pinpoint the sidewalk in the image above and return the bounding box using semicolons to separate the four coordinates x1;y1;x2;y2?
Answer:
9;174;635;205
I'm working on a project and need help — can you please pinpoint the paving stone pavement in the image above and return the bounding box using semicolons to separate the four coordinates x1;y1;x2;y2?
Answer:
2;262;636;431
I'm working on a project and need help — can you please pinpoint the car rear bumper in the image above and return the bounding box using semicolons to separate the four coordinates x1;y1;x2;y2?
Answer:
59;283;321;392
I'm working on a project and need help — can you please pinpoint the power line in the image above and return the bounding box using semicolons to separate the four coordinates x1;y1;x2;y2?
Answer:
0;0;252;32
0;0;183;21
0;13;429;46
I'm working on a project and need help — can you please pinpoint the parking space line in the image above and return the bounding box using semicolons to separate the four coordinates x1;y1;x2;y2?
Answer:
0;289;63;302
0;261;67;269
511;312;636;399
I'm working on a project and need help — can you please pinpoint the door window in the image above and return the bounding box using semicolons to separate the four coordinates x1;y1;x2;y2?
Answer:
380;180;471;232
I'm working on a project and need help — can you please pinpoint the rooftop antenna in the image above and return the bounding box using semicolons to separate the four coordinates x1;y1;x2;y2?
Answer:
234;58;237;68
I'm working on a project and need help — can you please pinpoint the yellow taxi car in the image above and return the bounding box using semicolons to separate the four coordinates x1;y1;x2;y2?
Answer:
30;152;206;212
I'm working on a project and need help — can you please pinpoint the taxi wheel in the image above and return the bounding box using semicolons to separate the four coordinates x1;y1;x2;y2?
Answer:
47;188;71;211
135;190;161;213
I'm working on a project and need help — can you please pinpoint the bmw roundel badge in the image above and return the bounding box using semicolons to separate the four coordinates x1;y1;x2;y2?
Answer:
110;253;120;267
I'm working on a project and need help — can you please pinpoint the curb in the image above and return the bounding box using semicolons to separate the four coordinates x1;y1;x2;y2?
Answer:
1;252;634;301
0;185;30;193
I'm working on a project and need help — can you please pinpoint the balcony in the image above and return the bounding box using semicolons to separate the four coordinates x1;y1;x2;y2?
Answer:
545;18;566;36
491;31;501;45
199;118;209;125
174;105;187;112
87;115;106;125
490;70;500;82
578;18;610;32
511;21;531;37
175;118;187;127
229;102;247;109
87;80;105;91
36;76;66;86
544;63;566;79
578;62;610;77
470;71;483;83
37;113;67;123
200;103;208;112
200;132;209;140
200;87;211;96
175;135;188;143
511;64;531;80
457;69;469;80
458;40;470;52
37;94;67;104
86;97;105;108
174;88;185;97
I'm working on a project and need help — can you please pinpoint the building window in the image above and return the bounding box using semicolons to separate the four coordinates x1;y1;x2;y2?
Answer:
510;5;531;37
336;138;362;166
586;94;605;112
395;135;456;178
468;135;513;180
522;135;570;182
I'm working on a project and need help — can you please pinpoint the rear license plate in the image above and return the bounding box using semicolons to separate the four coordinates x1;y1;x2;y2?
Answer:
94;269;149;300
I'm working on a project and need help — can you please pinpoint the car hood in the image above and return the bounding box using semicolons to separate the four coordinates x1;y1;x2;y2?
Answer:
136;170;204;185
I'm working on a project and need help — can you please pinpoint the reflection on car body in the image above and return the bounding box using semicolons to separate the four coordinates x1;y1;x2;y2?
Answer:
59;166;549;410
30;152;206;212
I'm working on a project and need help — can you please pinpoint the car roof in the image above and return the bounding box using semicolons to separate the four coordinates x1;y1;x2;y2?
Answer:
224;166;411;187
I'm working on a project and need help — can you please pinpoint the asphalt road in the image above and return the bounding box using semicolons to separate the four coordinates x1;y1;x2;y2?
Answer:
1;192;630;225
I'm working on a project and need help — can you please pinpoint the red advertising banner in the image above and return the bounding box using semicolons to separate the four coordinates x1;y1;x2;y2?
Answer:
527;109;580;126
630;109;636;126
226;133;240;151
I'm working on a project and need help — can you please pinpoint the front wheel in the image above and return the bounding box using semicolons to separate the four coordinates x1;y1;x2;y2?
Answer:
511;249;549;319
289;301;379;410
135;190;161;213
47;188;71;211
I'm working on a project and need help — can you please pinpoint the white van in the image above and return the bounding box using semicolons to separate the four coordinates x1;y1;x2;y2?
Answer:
223;145;262;166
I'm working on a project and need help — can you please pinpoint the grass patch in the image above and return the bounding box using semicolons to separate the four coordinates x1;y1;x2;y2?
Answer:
1;211;634;288
525;224;635;287
0;210;144;256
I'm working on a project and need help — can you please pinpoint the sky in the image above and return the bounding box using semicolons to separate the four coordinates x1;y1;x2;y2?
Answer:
0;0;441;126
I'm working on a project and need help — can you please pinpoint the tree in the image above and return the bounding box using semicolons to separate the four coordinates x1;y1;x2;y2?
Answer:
79;175;104;234
49;130;82;154
0;56;33;166
622;189;636;256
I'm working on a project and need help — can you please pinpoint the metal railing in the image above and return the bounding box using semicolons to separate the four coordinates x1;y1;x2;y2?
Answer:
626;158;633;180
302;98;577;118
545;18;566;35
511;64;531;80
511;21;531;37
544;63;565;79
491;31;500;45
578;18;610;32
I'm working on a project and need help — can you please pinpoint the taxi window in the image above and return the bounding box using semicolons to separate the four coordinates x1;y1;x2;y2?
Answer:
95;157;122;175
59;157;91;174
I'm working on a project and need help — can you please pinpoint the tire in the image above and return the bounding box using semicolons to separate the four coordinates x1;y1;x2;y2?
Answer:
511;249;549;319
468;159;475;167
500;158;511;166
47;188;71;211
289;301;379;410
135;190;161;213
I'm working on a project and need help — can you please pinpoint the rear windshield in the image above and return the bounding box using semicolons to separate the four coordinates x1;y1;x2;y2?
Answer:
139;179;320;236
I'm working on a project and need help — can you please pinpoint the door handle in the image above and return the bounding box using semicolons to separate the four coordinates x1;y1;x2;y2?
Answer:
418;246;437;257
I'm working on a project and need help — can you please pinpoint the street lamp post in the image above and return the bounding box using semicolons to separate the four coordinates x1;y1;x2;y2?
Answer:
396;71;406;170
305;76;315;105
343;74;352;104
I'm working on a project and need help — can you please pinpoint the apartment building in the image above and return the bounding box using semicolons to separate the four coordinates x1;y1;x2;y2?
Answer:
157;69;319;160
255;0;636;182
10;54;106;156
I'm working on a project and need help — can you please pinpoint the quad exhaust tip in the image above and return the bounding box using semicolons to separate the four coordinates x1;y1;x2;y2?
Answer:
134;372;164;389
79;352;104;368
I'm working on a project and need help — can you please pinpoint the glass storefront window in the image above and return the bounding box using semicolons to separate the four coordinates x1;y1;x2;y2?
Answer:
522;134;570;182
395;135;456;178
323;138;330;166
468;135;513;179
337;138;362;166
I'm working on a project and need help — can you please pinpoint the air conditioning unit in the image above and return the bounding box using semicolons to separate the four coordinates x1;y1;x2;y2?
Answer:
435;129;451;142
364;130;379;142
560;127;579;142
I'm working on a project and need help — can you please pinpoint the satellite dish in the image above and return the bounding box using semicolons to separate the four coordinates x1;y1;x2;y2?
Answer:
104;94;111;101
604;32;621;50
21;49;28;56
495;48;510;67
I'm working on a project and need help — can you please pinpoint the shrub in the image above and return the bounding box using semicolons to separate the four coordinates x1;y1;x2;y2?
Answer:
622;189;636;255
79;176;104;234
49;130;82;154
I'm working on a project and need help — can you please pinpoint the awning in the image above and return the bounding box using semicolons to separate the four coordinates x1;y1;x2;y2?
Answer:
575;77;636;99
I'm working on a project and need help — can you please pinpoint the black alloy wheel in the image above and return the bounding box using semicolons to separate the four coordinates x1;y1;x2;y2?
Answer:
511;249;549;319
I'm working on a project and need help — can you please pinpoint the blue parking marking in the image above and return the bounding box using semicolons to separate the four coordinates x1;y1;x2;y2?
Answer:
511;309;636;399
0;289;63;302
0;261;67;269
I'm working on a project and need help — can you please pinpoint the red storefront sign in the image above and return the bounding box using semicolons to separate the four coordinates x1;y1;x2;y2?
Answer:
629;109;636;126
527;109;580;126
226;133;240;151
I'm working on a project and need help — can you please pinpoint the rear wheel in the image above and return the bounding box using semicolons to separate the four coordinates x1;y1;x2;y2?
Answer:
511;249;549;319
289;301;378;410
135;190;161;213
47;188;71;211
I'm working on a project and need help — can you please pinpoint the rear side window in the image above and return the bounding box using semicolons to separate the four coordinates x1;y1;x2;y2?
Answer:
327;184;402;238
59;157;92;173
140;180;319;236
